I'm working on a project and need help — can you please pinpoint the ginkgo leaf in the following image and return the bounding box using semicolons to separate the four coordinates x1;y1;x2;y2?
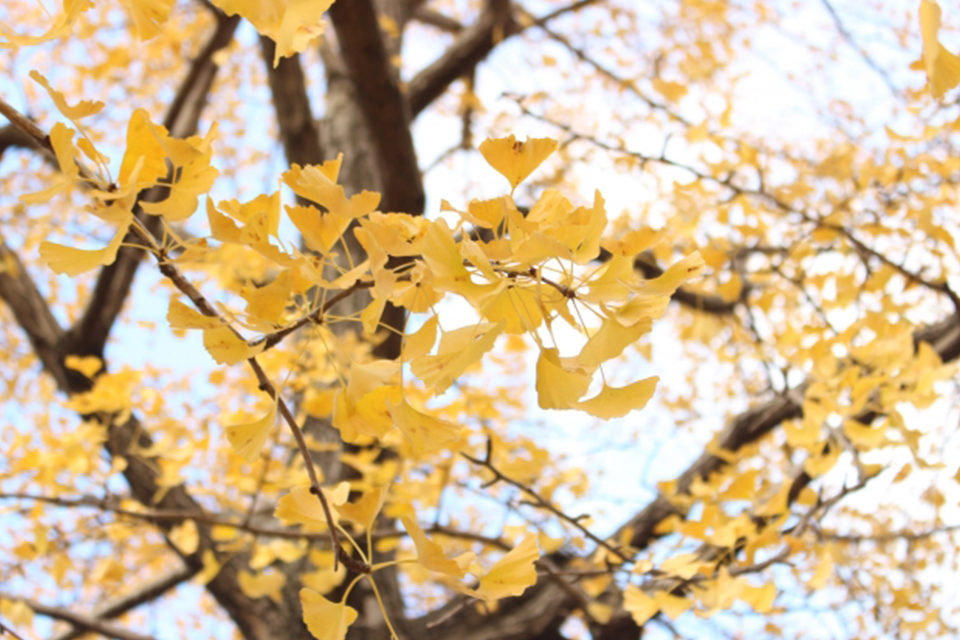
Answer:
242;270;293;326
40;223;128;276
410;322;503;392
337;486;387;531
741;582;776;613
167;299;221;330
920;0;960;98
214;0;337;66
64;355;102;379
575;376;658;419
140;123;219;221
402;315;438;363
387;399;461;458
287;204;351;254
238;570;286;602
119;109;169;187
169;519;199;555
225;402;277;461
119;0;175;39
0;0;92;47
654;591;691;619
29;70;104;119
275;483;349;530
479;135;558;191
573;316;652;370
202;326;264;365
535;348;592;410
623;585;658;625
472;534;539;602
400;516;467;578
300;588;358;640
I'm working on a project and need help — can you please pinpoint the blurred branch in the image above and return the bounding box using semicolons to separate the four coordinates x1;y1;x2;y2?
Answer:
0;593;156;640
408;0;600;118
51;565;197;640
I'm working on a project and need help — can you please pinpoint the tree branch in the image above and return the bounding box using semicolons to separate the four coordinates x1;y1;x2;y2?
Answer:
328;0;423;215
51;566;197;640
0;593;156;640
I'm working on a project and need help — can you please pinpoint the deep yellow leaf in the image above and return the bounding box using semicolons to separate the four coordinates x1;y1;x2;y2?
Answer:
473;534;539;602
29;70;104;119
202;326;264;365
238;570;286;602
225;403;277;462
623;585;658;625
575;376;658;418
300;588;358;640
39;224;128;276
401;516;467;578
169;519;198;555
338;486;387;531
478;135;558;191
410;322;503;392
387;399;461;457
535;348;592;409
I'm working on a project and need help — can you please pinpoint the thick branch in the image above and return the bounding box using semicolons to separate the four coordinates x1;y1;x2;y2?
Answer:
328;0;424;215
0;240;69;388
258;40;324;167
407;0;600;119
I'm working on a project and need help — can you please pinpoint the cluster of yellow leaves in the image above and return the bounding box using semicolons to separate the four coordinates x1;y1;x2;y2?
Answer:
1;0;335;63
26;88;703;635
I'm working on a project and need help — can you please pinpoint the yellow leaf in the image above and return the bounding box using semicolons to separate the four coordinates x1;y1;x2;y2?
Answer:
226;403;277;461
586;602;614;624
167;299;221;330
64;355;102;379
275;483;349;530
920;0;960;98
196;549;221;584
119;0;175;39
300;588;358;640
119;109;169;187
464;196;513;228
39;223;128;276
287;204;351;254
479;135;558;191
741;582;776;613
575;376;658;418
242;270;293;326
623;584;658;625
387;399;461;458
473;534;539;602
338;486;387;531
238;570;286;602
410;322;503;392
401;516;467;578
29;70;104;119
535;348;592;409
140;123;219;221
574;316;652;370
49;122;79;181
0;0;92;47
202;326;264;365
653;591;691;619
169;519;199;555
402;315;438;363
